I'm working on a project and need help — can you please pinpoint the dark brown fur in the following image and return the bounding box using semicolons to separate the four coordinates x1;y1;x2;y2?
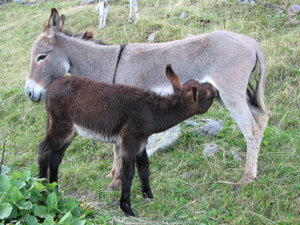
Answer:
38;65;217;216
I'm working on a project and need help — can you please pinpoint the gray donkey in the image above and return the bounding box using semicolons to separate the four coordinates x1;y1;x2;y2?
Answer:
25;8;270;188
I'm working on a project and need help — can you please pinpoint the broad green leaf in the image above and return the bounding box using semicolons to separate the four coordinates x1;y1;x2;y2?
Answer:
0;175;11;192
12;180;26;190
25;214;38;225
42;215;54;225
45;182;57;191
0;203;12;219
21;171;31;182
72;218;86;225
33;181;47;192
16;200;32;210
0;165;10;175
34;205;48;218
46;192;58;211
8;186;25;202
58;211;72;225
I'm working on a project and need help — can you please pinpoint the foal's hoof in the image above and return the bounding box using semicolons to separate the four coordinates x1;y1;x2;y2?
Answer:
121;202;135;217
142;191;154;199
108;179;121;190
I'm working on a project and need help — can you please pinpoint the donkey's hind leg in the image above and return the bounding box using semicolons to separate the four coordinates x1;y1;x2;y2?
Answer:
108;144;122;190
220;95;266;184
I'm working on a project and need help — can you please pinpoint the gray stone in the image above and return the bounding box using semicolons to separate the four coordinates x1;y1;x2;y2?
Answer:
184;120;200;127
179;12;188;19
146;124;181;156
13;0;26;3
195;120;223;137
147;31;158;42
186;34;195;38
81;0;96;5
291;4;300;13
231;149;242;161
236;0;256;4
203;143;219;157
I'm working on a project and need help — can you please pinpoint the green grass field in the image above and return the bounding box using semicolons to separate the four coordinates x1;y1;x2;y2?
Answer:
0;0;299;224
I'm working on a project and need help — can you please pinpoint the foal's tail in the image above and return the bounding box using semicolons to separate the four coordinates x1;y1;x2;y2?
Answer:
248;43;270;115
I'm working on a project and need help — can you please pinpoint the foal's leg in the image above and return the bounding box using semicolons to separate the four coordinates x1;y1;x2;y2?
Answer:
136;148;153;198
49;141;73;184
119;138;140;216
38;119;74;183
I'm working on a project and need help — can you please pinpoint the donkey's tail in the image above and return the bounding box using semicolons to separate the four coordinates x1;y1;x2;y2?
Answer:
248;43;270;114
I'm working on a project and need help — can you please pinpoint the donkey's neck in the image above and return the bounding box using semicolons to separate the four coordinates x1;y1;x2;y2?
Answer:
147;94;193;134
56;33;120;84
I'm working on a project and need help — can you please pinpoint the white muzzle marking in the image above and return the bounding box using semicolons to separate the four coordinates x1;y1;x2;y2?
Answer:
25;78;46;102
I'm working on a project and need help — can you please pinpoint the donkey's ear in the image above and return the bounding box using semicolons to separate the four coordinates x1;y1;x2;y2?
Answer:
58;14;65;31
166;64;182;93
45;8;60;38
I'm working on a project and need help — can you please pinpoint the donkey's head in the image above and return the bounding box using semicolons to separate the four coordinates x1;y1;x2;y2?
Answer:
25;8;69;102
166;64;218;114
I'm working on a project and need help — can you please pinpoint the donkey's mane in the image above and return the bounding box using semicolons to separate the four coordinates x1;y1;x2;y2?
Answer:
61;29;109;45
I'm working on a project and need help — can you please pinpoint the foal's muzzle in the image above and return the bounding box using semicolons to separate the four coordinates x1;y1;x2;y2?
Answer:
25;78;46;102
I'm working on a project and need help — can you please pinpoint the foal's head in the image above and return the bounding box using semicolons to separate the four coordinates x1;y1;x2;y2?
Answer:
166;64;218;114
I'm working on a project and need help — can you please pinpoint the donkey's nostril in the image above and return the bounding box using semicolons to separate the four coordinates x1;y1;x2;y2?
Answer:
28;91;32;98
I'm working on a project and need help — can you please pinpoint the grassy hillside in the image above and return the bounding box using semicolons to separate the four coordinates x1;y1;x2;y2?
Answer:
0;0;299;224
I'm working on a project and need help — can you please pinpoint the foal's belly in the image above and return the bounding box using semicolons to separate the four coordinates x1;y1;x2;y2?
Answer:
74;124;119;143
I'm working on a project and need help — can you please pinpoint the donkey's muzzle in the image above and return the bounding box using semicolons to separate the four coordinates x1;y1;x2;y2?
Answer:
25;78;46;102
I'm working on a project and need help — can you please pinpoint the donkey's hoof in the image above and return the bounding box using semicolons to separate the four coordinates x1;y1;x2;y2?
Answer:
238;175;256;185
108;179;121;190
106;173;113;179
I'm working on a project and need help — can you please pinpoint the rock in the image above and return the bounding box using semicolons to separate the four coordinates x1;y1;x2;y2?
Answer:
81;0;96;5
291;4;300;13
195;120;223;137
236;0;256;4
179;12;188;19
184;120;199;127
186;34;195;38
203;143;219;157
147;31;158;42
264;3;274;9
231;149;242;161
284;18;300;26
13;0;26;3
146;124;181;156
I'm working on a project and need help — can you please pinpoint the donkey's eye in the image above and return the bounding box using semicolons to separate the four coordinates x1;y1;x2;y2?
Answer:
37;54;47;62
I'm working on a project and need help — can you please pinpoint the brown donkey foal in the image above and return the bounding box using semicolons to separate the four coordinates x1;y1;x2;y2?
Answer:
38;65;217;216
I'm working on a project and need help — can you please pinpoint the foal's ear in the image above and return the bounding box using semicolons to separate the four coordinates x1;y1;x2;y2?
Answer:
45;8;60;38
166;64;182;93
186;87;198;103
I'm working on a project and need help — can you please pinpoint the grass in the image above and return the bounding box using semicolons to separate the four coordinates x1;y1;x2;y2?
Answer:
0;0;300;224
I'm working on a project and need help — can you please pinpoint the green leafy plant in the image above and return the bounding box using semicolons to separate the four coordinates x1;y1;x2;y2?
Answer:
0;166;95;225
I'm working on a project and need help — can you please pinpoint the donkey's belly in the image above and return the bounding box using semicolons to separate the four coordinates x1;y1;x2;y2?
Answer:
74;124;119;143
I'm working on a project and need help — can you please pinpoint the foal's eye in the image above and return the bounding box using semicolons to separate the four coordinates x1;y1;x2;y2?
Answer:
37;54;47;62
